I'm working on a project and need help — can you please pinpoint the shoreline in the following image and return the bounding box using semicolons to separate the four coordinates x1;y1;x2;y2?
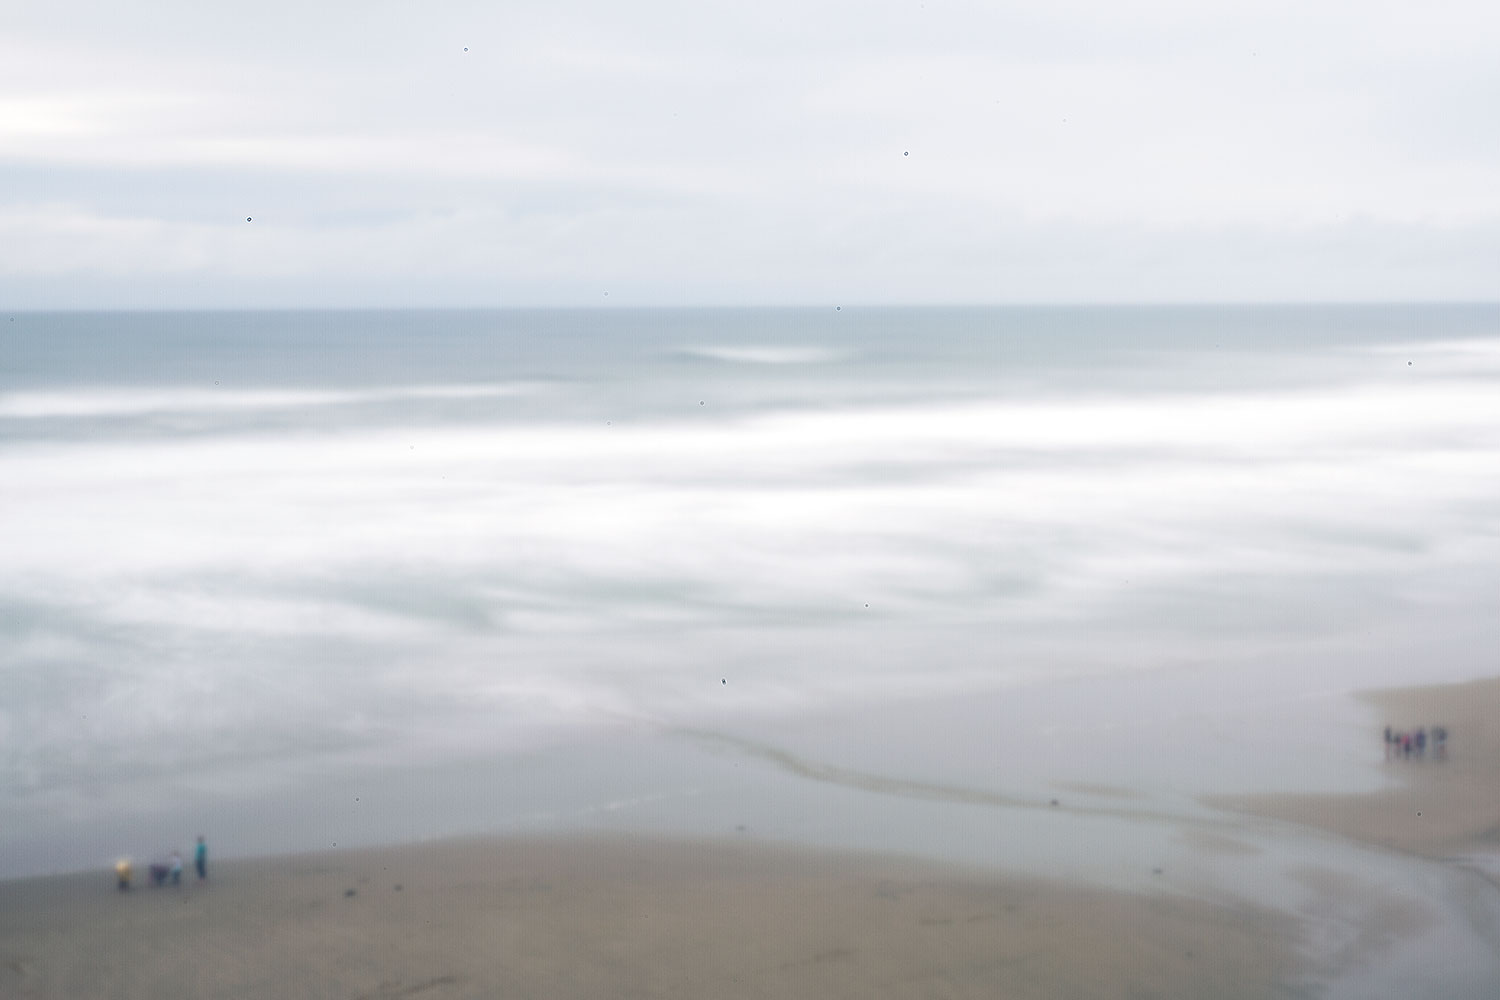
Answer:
1208;676;1500;860
0;832;1305;1000
7;677;1500;997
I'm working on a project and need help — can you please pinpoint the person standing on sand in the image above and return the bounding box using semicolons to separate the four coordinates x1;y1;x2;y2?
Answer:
195;835;207;880
115;858;132;891
170;851;183;885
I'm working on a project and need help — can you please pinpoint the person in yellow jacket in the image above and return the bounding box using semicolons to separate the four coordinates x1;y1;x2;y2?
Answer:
115;858;133;891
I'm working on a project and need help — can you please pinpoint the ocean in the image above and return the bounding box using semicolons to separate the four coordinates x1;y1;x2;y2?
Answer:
4;305;1500;880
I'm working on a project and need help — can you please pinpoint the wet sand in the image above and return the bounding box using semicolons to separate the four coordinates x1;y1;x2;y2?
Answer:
1214;676;1500;859
0;835;1301;1000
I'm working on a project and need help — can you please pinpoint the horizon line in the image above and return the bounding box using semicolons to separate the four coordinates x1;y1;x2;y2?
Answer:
7;300;1500;315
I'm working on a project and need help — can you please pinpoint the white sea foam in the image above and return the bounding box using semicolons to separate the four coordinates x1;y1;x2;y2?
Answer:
3;376;1498;733
0;382;537;419
679;344;847;364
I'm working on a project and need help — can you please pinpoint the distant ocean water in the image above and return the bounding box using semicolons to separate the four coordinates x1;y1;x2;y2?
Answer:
4;305;1500;875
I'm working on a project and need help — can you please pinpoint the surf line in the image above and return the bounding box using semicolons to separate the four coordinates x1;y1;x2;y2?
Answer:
671;727;1247;833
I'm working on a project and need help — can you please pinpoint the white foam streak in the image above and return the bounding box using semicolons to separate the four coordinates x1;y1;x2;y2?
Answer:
0;383;537;419
3;381;1496;588
680;344;847;364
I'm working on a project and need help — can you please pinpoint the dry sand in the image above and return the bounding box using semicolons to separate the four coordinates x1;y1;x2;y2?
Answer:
0;835;1302;1000
1214;676;1500;859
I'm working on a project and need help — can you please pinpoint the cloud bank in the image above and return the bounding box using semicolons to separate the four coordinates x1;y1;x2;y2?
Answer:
3;0;1498;306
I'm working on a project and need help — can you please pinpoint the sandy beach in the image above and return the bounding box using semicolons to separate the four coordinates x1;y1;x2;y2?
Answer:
7;677;1500;999
1216;677;1500;860
0;835;1301;1000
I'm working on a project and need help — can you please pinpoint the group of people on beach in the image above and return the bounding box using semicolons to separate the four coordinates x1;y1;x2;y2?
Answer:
115;835;207;891
1384;725;1447;761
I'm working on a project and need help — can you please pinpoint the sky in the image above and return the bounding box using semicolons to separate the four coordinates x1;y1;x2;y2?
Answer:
2;0;1498;307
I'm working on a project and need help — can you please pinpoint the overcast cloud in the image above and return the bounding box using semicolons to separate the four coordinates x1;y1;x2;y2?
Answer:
2;0;1498;306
